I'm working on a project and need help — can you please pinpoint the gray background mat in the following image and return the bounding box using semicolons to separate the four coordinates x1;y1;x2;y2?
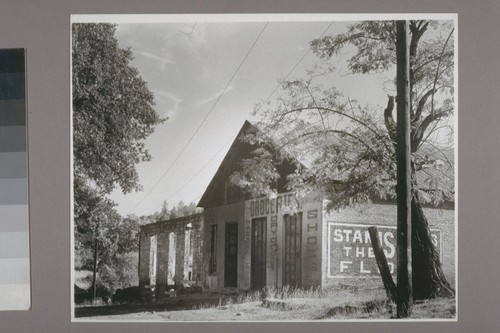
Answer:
0;0;499;332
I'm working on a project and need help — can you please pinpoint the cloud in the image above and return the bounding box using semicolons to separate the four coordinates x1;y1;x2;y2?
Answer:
174;23;208;52
196;85;234;106
135;51;173;70
154;90;182;119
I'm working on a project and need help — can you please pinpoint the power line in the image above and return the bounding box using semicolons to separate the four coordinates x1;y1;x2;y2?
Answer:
139;21;335;215
261;21;334;107
258;21;334;141
129;22;269;214
162;131;238;205
152;115;334;214
164;134;236;201
151;22;336;214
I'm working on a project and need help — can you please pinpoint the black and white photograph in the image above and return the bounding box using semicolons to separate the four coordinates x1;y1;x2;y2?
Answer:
71;14;457;321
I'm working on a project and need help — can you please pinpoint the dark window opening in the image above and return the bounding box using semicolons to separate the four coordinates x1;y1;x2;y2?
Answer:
209;225;217;274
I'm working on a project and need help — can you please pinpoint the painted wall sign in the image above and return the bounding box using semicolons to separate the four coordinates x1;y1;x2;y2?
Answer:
305;209;320;273
327;222;441;278
245;192;323;289
249;193;301;218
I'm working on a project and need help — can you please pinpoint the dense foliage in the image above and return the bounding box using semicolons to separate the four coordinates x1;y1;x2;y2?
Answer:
73;23;164;196
72;23;164;297
233;20;454;209
231;20;455;299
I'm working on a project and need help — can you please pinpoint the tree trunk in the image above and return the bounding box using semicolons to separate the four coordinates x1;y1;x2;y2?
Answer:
91;238;98;302
411;192;455;300
368;227;398;302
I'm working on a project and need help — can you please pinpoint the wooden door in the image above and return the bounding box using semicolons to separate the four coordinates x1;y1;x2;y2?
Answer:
283;213;302;288
224;222;238;287
251;217;267;290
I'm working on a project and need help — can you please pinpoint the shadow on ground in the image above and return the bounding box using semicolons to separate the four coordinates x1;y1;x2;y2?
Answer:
75;293;240;318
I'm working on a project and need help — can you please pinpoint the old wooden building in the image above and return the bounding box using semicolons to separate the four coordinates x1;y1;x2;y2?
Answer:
138;121;455;297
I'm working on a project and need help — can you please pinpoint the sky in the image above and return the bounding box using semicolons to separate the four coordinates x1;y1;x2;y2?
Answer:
72;15;454;217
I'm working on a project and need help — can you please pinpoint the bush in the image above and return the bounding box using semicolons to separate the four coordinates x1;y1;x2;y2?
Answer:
112;286;141;304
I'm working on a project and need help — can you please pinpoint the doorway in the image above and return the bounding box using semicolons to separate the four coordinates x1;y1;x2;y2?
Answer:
251;217;267;290
224;222;238;287
283;213;302;287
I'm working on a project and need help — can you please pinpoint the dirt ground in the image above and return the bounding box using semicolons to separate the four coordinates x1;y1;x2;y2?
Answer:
74;292;456;321
77;301;312;321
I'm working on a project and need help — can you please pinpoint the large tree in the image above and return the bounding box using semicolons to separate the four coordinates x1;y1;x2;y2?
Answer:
232;20;455;300
72;23;164;298
74;182;144;296
73;23;164;196
74;180;122;295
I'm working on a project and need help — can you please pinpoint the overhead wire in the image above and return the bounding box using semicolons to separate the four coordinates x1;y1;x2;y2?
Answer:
128;22;269;214
163;132;238;203
260;21;334;108
147;21;335;213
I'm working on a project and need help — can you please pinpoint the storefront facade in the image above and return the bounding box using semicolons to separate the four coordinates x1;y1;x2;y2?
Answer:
199;192;455;292
201;191;324;291
138;121;455;297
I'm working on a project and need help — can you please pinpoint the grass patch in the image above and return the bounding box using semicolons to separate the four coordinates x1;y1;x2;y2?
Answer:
412;298;456;319
76;286;456;320
195;285;393;319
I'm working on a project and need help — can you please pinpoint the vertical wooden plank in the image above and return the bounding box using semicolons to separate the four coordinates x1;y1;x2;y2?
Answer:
251;218;267;290
263;218;267;288
297;214;300;285
283;213;303;288
251;219;257;289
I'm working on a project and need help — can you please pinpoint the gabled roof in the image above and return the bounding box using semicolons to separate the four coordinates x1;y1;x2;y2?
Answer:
198;120;301;208
197;120;455;208
197;121;256;208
